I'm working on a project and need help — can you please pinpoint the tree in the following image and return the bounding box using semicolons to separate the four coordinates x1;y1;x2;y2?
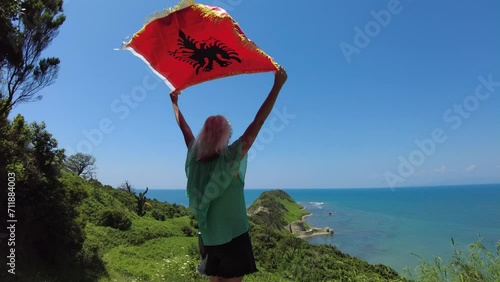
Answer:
0;0;23;64
64;152;97;179
135;187;149;217
119;180;135;194
0;115;87;279
0;0;65;119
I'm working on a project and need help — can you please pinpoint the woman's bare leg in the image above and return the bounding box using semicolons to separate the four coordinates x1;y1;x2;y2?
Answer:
222;277;243;282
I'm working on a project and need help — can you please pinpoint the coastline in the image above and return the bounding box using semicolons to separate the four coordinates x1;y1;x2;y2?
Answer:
289;207;333;239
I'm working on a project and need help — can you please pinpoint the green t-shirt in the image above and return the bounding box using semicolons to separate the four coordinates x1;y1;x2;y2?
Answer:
185;138;249;246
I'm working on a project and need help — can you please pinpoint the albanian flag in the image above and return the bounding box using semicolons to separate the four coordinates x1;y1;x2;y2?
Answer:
125;0;279;91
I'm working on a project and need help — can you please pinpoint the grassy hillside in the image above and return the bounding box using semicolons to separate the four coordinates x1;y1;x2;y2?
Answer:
60;177;322;282
77;184;407;282
248;189;309;226
24;175;498;282
46;174;402;282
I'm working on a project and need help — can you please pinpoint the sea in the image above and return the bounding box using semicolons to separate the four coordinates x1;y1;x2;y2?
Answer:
146;184;500;275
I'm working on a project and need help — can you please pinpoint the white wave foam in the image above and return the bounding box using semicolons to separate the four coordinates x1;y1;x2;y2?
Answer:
310;202;324;209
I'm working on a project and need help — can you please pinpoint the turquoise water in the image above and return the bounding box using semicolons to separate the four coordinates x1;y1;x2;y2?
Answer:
146;184;500;274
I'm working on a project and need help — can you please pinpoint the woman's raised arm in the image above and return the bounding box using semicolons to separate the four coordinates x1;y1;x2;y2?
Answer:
240;66;288;159
170;91;195;148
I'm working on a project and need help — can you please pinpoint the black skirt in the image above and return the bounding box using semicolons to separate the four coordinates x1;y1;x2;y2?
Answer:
197;231;258;278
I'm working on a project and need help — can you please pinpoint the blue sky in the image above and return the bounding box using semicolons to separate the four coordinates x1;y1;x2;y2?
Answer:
11;0;500;189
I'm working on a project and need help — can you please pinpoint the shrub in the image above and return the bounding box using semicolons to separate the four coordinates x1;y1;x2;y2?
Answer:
181;225;194;237
151;209;166;221
189;214;199;229
97;209;132;231
76;240;105;274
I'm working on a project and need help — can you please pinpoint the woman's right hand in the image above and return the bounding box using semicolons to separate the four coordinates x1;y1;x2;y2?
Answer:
170;90;180;104
274;66;288;86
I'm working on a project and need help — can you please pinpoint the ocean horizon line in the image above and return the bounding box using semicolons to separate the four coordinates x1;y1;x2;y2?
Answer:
143;182;499;190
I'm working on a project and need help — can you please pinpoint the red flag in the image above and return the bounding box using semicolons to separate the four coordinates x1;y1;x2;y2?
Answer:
125;0;279;91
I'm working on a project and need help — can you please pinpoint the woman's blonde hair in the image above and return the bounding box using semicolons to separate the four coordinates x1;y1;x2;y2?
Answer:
194;115;232;160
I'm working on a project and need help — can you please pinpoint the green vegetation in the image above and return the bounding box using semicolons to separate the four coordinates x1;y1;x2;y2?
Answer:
97;208;132;231
64;153;97;179
248;189;309;229
0;116;89;281
76;187;408;282
405;238;500;282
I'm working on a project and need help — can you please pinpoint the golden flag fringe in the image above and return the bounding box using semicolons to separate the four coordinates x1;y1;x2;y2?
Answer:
145;0;195;25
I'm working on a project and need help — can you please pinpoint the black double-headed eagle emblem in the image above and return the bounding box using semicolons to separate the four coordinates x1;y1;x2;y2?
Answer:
168;29;242;74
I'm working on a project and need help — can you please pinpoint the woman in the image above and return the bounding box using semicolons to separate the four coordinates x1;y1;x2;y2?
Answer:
170;66;287;281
